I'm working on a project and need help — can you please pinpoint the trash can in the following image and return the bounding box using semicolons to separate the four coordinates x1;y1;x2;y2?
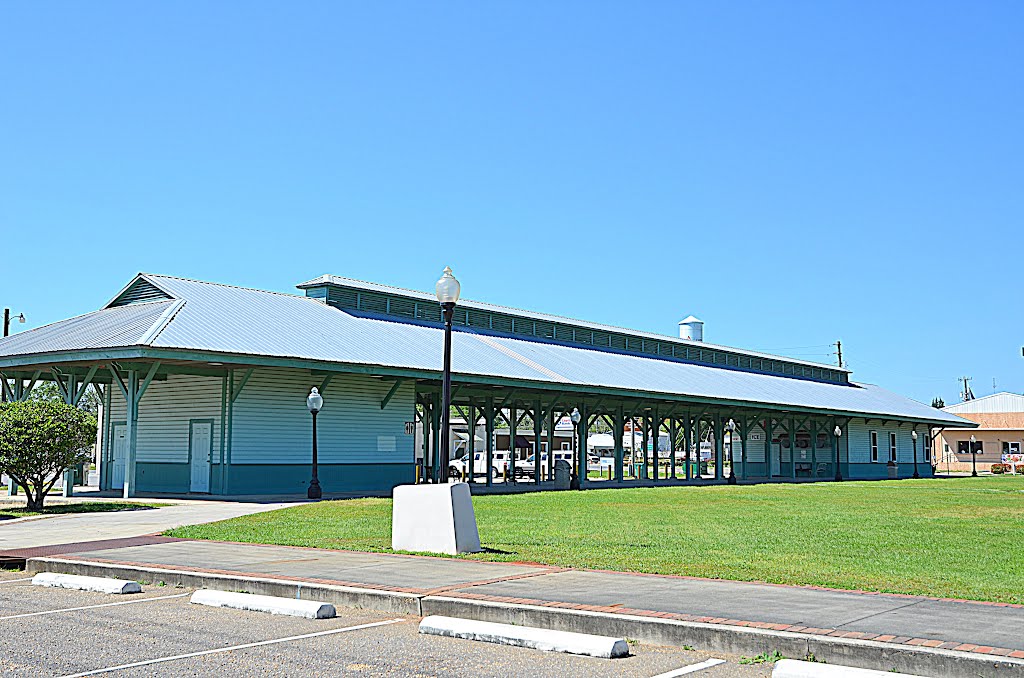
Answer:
553;460;572;490
887;463;898;479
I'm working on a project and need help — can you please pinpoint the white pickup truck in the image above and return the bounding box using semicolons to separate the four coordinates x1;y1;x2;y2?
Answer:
448;451;510;481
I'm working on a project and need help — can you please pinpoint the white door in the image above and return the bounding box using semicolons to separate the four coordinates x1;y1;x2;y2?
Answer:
111;425;127;489
770;441;781;476
189;422;212;493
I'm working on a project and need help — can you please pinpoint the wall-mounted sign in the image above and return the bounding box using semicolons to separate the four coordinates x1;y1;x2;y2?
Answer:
404;422;415;435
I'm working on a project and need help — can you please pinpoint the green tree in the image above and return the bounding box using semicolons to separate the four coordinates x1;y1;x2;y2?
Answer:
25;381;101;416
0;400;97;510
931;397;945;409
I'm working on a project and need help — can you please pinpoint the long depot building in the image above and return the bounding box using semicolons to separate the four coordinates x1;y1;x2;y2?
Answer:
0;273;972;497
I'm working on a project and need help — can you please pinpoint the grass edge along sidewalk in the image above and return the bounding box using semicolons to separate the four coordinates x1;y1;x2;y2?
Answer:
0;501;164;521
168;476;1024;604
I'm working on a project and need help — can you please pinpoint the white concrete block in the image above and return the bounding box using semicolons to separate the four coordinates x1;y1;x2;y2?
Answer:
190;589;336;619
392;483;481;555
32;572;142;595
773;659;919;678
418;615;630;658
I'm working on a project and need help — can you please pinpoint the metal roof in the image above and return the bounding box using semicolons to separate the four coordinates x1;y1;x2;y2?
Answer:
0;273;970;426
298;274;849;373
943;392;1024;414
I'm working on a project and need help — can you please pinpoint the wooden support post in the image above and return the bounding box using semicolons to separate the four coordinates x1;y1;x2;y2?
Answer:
508;404;517;485
123;370;138;499
641;413;649;480
547;405;556;482
669;417;677;480
534;398;542;485
683;412;691;481
614;405;624;482
740;418;747;480
578;402;588;489
652;407;660;481
810;419;817;476
466;403;476;485
486;397;494;487
790;415;797;479
716;417;724;481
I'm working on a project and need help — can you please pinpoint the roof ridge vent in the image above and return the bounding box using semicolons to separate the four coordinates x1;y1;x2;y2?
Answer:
107;277;174;307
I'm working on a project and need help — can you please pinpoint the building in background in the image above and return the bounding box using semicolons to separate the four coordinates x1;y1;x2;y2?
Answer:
936;393;1024;473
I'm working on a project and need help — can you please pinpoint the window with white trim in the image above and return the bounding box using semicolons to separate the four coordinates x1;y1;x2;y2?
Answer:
924;434;932;462
870;431;879;462
889;433;897;462
1003;441;1021;455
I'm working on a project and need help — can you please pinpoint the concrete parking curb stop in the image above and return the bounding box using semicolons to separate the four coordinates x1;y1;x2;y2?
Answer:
772;658;918;677
419;614;629;658
190;590;336;619
26;556;1024;678
31;572;142;595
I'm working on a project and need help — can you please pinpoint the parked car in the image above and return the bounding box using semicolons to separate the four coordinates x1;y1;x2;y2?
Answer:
449;451;510;480
514;451;575;478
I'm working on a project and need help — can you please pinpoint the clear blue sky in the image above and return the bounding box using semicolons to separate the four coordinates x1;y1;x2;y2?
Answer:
2;2;1020;405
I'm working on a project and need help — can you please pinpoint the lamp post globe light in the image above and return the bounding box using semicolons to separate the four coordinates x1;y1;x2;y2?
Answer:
569;407;582;490
911;430;920;479
725;419;738;484
970;434;978;477
306;387;324;499
435;267;461;483
833;425;843;481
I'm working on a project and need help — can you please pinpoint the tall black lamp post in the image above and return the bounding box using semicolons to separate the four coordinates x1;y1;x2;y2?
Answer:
307;387;323;499
970;434;978;477
833;425;843;481
435;266;461;483
911;430;920;479
569;407;581;490
726;419;738;485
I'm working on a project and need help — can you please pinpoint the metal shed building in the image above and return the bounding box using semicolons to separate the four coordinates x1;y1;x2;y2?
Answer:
0;273;971;497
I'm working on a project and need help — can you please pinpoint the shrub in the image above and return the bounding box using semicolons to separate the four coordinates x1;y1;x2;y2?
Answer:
0;400;97;511
990;463;1008;474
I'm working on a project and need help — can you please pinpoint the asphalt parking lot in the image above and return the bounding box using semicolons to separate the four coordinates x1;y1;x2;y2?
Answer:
0;570;772;677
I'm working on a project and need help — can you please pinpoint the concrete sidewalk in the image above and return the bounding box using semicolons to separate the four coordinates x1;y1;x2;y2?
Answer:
0;501;295;552
20;538;1024;677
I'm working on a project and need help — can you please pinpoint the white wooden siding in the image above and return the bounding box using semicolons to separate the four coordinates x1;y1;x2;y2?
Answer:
231;368;415;464
106;374;223;463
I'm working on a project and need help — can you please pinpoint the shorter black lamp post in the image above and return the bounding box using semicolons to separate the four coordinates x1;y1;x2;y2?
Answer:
970;434;978;477
833;425;843;481
307;387;323;499
570;407;581;490
726;419;738;485
911;430;920;479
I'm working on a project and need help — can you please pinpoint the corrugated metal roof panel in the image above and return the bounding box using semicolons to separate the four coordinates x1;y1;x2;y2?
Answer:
0;300;176;357
943;392;1024;414
0;273;970;426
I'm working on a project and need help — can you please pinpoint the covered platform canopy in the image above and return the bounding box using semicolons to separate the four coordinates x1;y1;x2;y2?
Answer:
0;273;973;494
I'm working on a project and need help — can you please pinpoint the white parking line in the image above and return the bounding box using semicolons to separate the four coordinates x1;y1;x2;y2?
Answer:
59;618;406;677
0;577;35;584
650;658;727;677
0;592;190;620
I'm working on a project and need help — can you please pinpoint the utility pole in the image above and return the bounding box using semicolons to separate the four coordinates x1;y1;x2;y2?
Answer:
834;340;843;368
959;376;974;402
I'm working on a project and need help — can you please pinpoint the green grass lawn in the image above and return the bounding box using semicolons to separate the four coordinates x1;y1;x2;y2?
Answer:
0;502;164;520
167;476;1024;603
